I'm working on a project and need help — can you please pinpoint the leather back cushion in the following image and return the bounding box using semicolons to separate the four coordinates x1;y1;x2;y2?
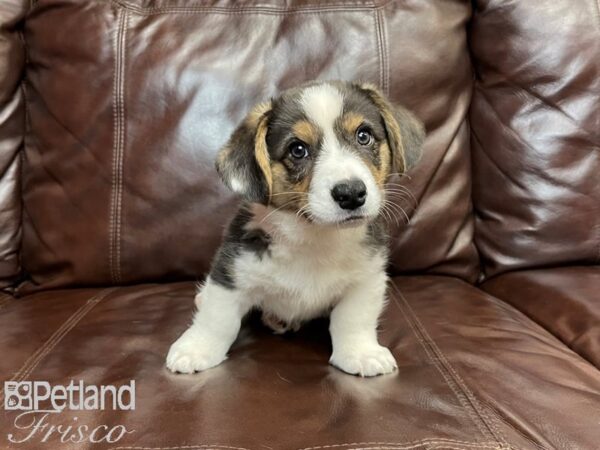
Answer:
19;0;477;292
0;0;26;289
470;0;600;278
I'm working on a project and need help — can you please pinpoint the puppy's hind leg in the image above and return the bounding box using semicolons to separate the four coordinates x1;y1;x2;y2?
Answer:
166;278;251;374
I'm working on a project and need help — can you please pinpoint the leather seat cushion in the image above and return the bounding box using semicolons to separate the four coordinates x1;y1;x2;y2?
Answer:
483;266;600;369
1;276;599;449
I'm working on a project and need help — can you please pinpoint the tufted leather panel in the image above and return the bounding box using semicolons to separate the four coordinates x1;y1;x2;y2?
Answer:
18;0;478;292
470;0;600;278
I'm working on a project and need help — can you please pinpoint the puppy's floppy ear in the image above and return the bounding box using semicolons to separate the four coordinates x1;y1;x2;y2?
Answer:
215;101;273;204
359;83;425;174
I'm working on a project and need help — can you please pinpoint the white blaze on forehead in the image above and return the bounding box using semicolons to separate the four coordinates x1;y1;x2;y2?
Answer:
302;84;382;224
299;84;344;133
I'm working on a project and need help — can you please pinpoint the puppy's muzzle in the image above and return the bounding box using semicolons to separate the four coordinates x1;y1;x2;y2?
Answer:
331;178;367;211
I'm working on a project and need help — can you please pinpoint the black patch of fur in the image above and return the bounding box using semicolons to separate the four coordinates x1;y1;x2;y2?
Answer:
210;204;272;289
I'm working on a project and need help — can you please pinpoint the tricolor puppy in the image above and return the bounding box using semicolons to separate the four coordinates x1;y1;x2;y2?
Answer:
166;81;424;377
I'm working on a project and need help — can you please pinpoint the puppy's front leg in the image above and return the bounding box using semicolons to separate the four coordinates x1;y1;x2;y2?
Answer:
329;273;397;377
166;279;251;374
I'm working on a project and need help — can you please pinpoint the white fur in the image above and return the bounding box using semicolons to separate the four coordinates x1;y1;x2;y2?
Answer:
166;208;396;377
309;143;382;224
166;280;252;373
300;84;382;224
229;175;247;195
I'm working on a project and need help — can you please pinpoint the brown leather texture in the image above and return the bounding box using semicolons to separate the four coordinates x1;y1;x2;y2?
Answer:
18;0;478;292
483;266;600;369
1;278;600;450
0;0;26;288
470;0;600;279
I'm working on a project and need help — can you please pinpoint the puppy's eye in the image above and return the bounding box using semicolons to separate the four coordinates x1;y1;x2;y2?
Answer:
356;127;374;146
289;141;309;159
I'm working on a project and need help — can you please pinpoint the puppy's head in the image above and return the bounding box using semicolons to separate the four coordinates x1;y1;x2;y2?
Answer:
216;81;425;225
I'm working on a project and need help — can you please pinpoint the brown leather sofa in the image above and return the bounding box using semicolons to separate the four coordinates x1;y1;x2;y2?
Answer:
1;1;599;449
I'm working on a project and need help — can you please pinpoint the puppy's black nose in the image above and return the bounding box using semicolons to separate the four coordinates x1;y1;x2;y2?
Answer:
331;179;367;210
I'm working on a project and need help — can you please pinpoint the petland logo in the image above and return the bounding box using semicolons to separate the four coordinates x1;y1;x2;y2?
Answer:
4;380;136;444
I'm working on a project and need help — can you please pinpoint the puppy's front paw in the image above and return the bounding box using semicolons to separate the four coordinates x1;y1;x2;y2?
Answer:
166;332;227;374
330;344;397;377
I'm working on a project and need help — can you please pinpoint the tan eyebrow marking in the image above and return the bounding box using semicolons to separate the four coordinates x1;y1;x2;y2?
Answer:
292;120;319;146
342;112;366;135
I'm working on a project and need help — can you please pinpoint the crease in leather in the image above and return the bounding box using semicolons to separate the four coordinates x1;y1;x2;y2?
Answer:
395;119;476;279
390;283;507;446
0;293;13;310
475;86;553;175
110;8;128;284
472;85;598;202
112;0;390;16
418;118;468;214
596;222;600;263
0;287;118;406
471;124;527;199
425;121;475;272
480;73;600;144
426;198;475;275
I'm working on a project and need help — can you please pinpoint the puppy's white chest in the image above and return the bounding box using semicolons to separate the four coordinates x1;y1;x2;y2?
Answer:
234;228;375;323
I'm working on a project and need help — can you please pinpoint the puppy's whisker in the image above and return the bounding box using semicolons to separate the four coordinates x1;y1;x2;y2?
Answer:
385;184;418;200
380;205;397;227
383;200;410;225
383;204;400;227
384;189;418;207
296;204;311;220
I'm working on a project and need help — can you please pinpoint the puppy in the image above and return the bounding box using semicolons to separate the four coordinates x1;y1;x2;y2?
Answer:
166;81;424;377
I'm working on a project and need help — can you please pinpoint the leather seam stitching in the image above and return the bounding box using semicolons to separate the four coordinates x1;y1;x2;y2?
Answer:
298;439;511;450
111;0;389;16
349;447;505;450
375;8;389;96
109;441;510;450
390;285;491;441
110;8;128;283
479;400;547;450
117;11;129;283
391;283;507;445
109;9;120;283
0;288;118;405
111;446;250;450
374;10;384;92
